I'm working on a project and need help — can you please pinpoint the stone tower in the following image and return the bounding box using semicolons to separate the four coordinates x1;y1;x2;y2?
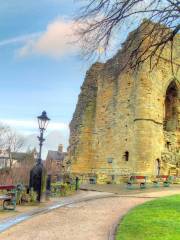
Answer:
67;23;180;183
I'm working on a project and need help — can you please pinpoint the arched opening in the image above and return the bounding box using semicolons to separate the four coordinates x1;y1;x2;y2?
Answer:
155;159;160;176
124;151;129;161
164;81;178;131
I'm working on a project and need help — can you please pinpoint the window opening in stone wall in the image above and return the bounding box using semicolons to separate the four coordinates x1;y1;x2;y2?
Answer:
111;175;115;181
107;158;113;163
164;81;178;131
124;151;129;161
156;159;160;176
166;141;171;150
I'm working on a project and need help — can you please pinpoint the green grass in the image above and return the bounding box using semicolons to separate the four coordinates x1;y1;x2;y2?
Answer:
116;195;180;240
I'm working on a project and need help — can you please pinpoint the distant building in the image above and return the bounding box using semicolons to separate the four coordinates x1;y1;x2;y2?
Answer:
11;152;29;167
0;149;29;169
46;144;67;182
0;149;9;169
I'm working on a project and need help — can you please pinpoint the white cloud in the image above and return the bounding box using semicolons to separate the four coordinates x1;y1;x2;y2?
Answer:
24;130;69;158
18;19;78;58
0;119;68;135
0;119;69;157
0;33;41;47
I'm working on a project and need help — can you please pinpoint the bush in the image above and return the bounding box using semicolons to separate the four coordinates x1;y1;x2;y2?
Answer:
29;188;38;203
16;187;38;205
51;182;75;197
19;188;38;204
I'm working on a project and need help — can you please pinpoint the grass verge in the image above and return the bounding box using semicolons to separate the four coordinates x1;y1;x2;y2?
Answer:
116;195;180;240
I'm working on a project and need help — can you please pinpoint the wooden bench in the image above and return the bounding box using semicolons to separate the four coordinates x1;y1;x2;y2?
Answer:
152;175;171;187
127;176;147;189
0;185;17;210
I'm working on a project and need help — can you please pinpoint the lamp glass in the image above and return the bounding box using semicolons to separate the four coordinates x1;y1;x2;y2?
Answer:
37;111;50;130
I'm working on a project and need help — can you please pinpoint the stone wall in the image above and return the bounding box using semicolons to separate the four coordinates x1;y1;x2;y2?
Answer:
67;24;180;183
68;63;103;175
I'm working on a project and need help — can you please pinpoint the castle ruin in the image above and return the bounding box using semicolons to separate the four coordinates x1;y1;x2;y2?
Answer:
67;23;180;183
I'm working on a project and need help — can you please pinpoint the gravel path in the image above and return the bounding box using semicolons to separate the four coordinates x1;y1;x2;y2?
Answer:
1;189;179;240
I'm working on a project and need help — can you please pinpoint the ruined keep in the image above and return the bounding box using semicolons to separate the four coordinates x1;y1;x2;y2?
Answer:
67;23;180;183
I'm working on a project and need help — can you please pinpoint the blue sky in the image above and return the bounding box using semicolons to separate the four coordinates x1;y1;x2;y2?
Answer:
0;0;90;151
0;0;142;155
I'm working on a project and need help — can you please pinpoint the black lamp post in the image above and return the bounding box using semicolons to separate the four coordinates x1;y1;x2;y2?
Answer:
29;111;50;202
37;111;50;164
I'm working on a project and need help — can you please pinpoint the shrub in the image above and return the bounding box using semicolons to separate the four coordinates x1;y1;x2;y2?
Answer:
28;188;38;203
51;182;75;197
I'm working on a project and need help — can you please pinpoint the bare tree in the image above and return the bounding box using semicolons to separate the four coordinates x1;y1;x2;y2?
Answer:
0;124;25;169
11;149;36;185
0;124;10;149
0;149;36;185
6;130;25;169
76;0;180;70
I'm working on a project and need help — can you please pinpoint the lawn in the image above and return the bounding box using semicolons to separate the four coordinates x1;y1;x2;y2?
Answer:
116;195;180;240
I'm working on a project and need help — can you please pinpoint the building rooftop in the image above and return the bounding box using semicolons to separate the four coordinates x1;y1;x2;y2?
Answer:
46;150;67;161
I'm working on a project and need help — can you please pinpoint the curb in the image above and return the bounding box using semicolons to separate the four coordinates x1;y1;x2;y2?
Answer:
108;196;161;240
108;211;130;240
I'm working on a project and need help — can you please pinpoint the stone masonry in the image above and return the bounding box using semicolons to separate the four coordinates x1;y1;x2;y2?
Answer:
67;22;180;183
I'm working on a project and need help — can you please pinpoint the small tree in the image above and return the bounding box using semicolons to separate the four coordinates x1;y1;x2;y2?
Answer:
0;124;37;185
6;129;25;169
0;124;10;149
11;149;36;185
0;123;25;169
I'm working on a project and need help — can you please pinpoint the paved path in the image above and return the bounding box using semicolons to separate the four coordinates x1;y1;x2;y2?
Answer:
80;183;180;195
0;191;113;233
0;189;180;240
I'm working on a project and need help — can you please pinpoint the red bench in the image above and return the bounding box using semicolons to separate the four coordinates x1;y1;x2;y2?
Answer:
0;185;16;190
127;176;147;189
0;185;16;210
152;175;171;187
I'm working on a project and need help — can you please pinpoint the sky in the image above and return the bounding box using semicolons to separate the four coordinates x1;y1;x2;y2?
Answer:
0;0;145;157
0;0;91;155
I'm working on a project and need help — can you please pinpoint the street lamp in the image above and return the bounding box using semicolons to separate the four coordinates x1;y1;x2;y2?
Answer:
29;111;50;202
37;111;50;164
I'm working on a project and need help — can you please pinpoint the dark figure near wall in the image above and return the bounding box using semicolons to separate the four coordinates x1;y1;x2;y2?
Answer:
29;163;43;202
46;175;51;191
75;177;79;191
46;174;51;200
